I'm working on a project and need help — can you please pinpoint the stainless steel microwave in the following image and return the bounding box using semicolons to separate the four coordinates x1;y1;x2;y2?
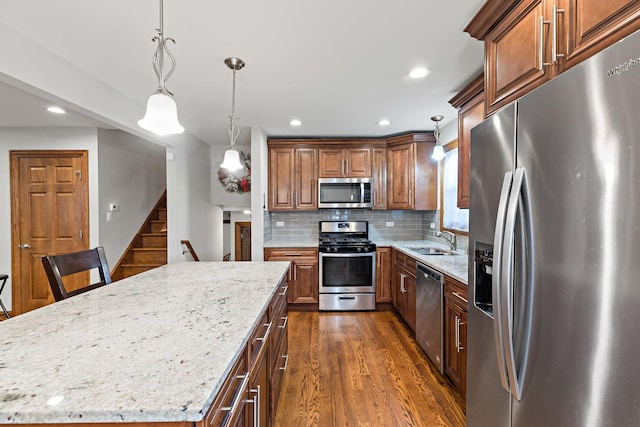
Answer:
318;178;372;209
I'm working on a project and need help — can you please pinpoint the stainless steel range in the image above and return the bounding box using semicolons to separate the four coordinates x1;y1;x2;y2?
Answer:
318;221;376;311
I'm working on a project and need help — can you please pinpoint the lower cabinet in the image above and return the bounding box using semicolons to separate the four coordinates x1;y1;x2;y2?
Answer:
264;248;318;306
375;247;392;303
199;275;289;427
444;275;468;397
391;249;417;332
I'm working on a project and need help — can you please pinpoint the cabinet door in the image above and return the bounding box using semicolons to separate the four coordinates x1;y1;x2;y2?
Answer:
291;259;319;304
405;273;416;333
559;0;640;71
375;247;392;303
318;148;344;177
268;148;295;210
246;340;270;427
445;300;467;397
458;95;485;209
485;0;555;114
295;148;318;210
344;148;371;177
371;148;387;210
387;144;415;210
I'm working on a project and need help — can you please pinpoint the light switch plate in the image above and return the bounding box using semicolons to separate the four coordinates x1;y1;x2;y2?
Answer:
386;221;394;227
276;221;285;227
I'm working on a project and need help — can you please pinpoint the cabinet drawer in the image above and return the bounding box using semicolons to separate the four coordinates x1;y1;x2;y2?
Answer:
201;353;248;426
270;292;288;357
445;276;468;309
393;249;417;276
247;312;271;367
265;248;318;259
270;327;289;420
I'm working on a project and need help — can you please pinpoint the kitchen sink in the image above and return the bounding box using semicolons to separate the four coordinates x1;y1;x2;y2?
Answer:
410;247;455;256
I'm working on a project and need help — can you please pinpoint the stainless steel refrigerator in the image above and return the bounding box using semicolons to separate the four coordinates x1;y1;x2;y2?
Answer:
468;28;640;426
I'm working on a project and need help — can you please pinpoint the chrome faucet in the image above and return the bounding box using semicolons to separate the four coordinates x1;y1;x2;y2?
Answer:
437;230;456;251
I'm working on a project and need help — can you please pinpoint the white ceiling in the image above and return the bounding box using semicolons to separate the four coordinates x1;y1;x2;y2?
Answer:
0;0;485;146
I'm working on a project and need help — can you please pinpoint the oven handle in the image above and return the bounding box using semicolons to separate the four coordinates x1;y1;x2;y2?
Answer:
319;252;376;258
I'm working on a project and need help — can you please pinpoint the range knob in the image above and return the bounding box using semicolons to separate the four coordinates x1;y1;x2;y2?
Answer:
357;247;363;252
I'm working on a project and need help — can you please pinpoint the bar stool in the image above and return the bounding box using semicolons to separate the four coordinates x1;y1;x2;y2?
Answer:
0;274;10;319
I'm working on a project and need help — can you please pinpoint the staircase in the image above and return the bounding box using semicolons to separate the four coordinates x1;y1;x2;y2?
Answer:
111;191;168;280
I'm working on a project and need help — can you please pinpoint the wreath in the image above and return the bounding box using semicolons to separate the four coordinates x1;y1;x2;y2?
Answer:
218;150;251;193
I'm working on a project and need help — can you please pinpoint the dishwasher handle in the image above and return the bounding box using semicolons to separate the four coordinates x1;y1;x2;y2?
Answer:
417;263;442;283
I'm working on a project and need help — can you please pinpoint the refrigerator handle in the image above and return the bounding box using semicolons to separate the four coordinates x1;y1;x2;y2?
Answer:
492;171;513;393
502;167;531;401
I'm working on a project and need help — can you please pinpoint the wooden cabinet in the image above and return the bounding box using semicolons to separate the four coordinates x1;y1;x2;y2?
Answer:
484;0;555;114
264;248;319;306
392;249;417;332
444;276;468;397
268;147;317;211
200;276;289;427
319;147;371;178
467;0;640;114
246;312;271;427
386;134;437;210
375;247;392;303
449;74;485;209
558;0;640;72
371;148;387;209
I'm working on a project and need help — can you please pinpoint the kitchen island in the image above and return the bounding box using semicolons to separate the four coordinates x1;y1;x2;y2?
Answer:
0;261;290;426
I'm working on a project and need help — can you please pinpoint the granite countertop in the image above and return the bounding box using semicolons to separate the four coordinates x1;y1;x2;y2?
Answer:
0;261;290;424
374;240;469;284
263;239;318;248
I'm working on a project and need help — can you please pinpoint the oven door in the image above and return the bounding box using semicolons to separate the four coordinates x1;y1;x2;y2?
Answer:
319;252;376;293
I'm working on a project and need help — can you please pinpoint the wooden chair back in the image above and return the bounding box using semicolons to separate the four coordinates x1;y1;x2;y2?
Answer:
42;246;112;302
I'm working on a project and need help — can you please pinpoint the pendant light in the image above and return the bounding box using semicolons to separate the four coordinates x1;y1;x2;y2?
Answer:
220;57;246;171
431;115;445;161
137;0;184;136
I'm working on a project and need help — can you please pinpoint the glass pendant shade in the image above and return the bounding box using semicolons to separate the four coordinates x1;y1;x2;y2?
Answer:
138;92;184;136
220;148;243;171
432;144;446;161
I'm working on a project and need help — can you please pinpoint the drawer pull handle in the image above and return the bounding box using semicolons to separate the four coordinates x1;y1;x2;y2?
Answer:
220;373;249;415
339;296;356;300
452;291;468;304
278;315;289;329
278;285;288;297
285;253;302;256
256;322;272;342
280;354;289;371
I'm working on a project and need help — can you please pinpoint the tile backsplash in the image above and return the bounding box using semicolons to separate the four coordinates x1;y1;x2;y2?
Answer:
265;209;469;253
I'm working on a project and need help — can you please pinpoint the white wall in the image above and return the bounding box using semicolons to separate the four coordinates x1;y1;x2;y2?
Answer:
166;133;220;262
97;129;166;267
0;127;100;310
250;128;268;261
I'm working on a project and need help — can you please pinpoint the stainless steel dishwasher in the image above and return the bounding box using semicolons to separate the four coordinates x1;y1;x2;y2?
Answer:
416;262;444;373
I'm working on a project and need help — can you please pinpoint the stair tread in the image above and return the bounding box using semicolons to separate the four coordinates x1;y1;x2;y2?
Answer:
142;232;166;236
132;247;167;251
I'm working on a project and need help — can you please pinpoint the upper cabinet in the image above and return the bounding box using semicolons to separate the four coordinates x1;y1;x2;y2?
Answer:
484;0;555;114
558;0;640;72
319;147;372;178
371;148;387;210
466;0;640;114
268;145;318;211
386;134;437;211
449;74;485;209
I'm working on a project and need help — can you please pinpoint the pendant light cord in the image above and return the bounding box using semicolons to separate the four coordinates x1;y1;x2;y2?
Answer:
152;0;176;96
228;67;240;149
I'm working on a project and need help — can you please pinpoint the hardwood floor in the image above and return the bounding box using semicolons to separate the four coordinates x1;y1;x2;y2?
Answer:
274;311;465;427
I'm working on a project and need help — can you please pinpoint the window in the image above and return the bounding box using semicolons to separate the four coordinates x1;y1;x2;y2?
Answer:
440;140;469;233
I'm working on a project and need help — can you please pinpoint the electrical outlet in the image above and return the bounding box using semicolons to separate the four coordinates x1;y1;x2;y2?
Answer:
430;222;435;229
276;221;285;227
386;221;394;227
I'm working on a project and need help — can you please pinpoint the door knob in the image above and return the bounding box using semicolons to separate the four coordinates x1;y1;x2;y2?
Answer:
18;244;31;249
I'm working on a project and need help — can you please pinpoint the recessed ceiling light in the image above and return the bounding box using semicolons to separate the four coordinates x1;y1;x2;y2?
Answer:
409;67;431;79
290;119;302;127
47;106;66;114
377;119;391;126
